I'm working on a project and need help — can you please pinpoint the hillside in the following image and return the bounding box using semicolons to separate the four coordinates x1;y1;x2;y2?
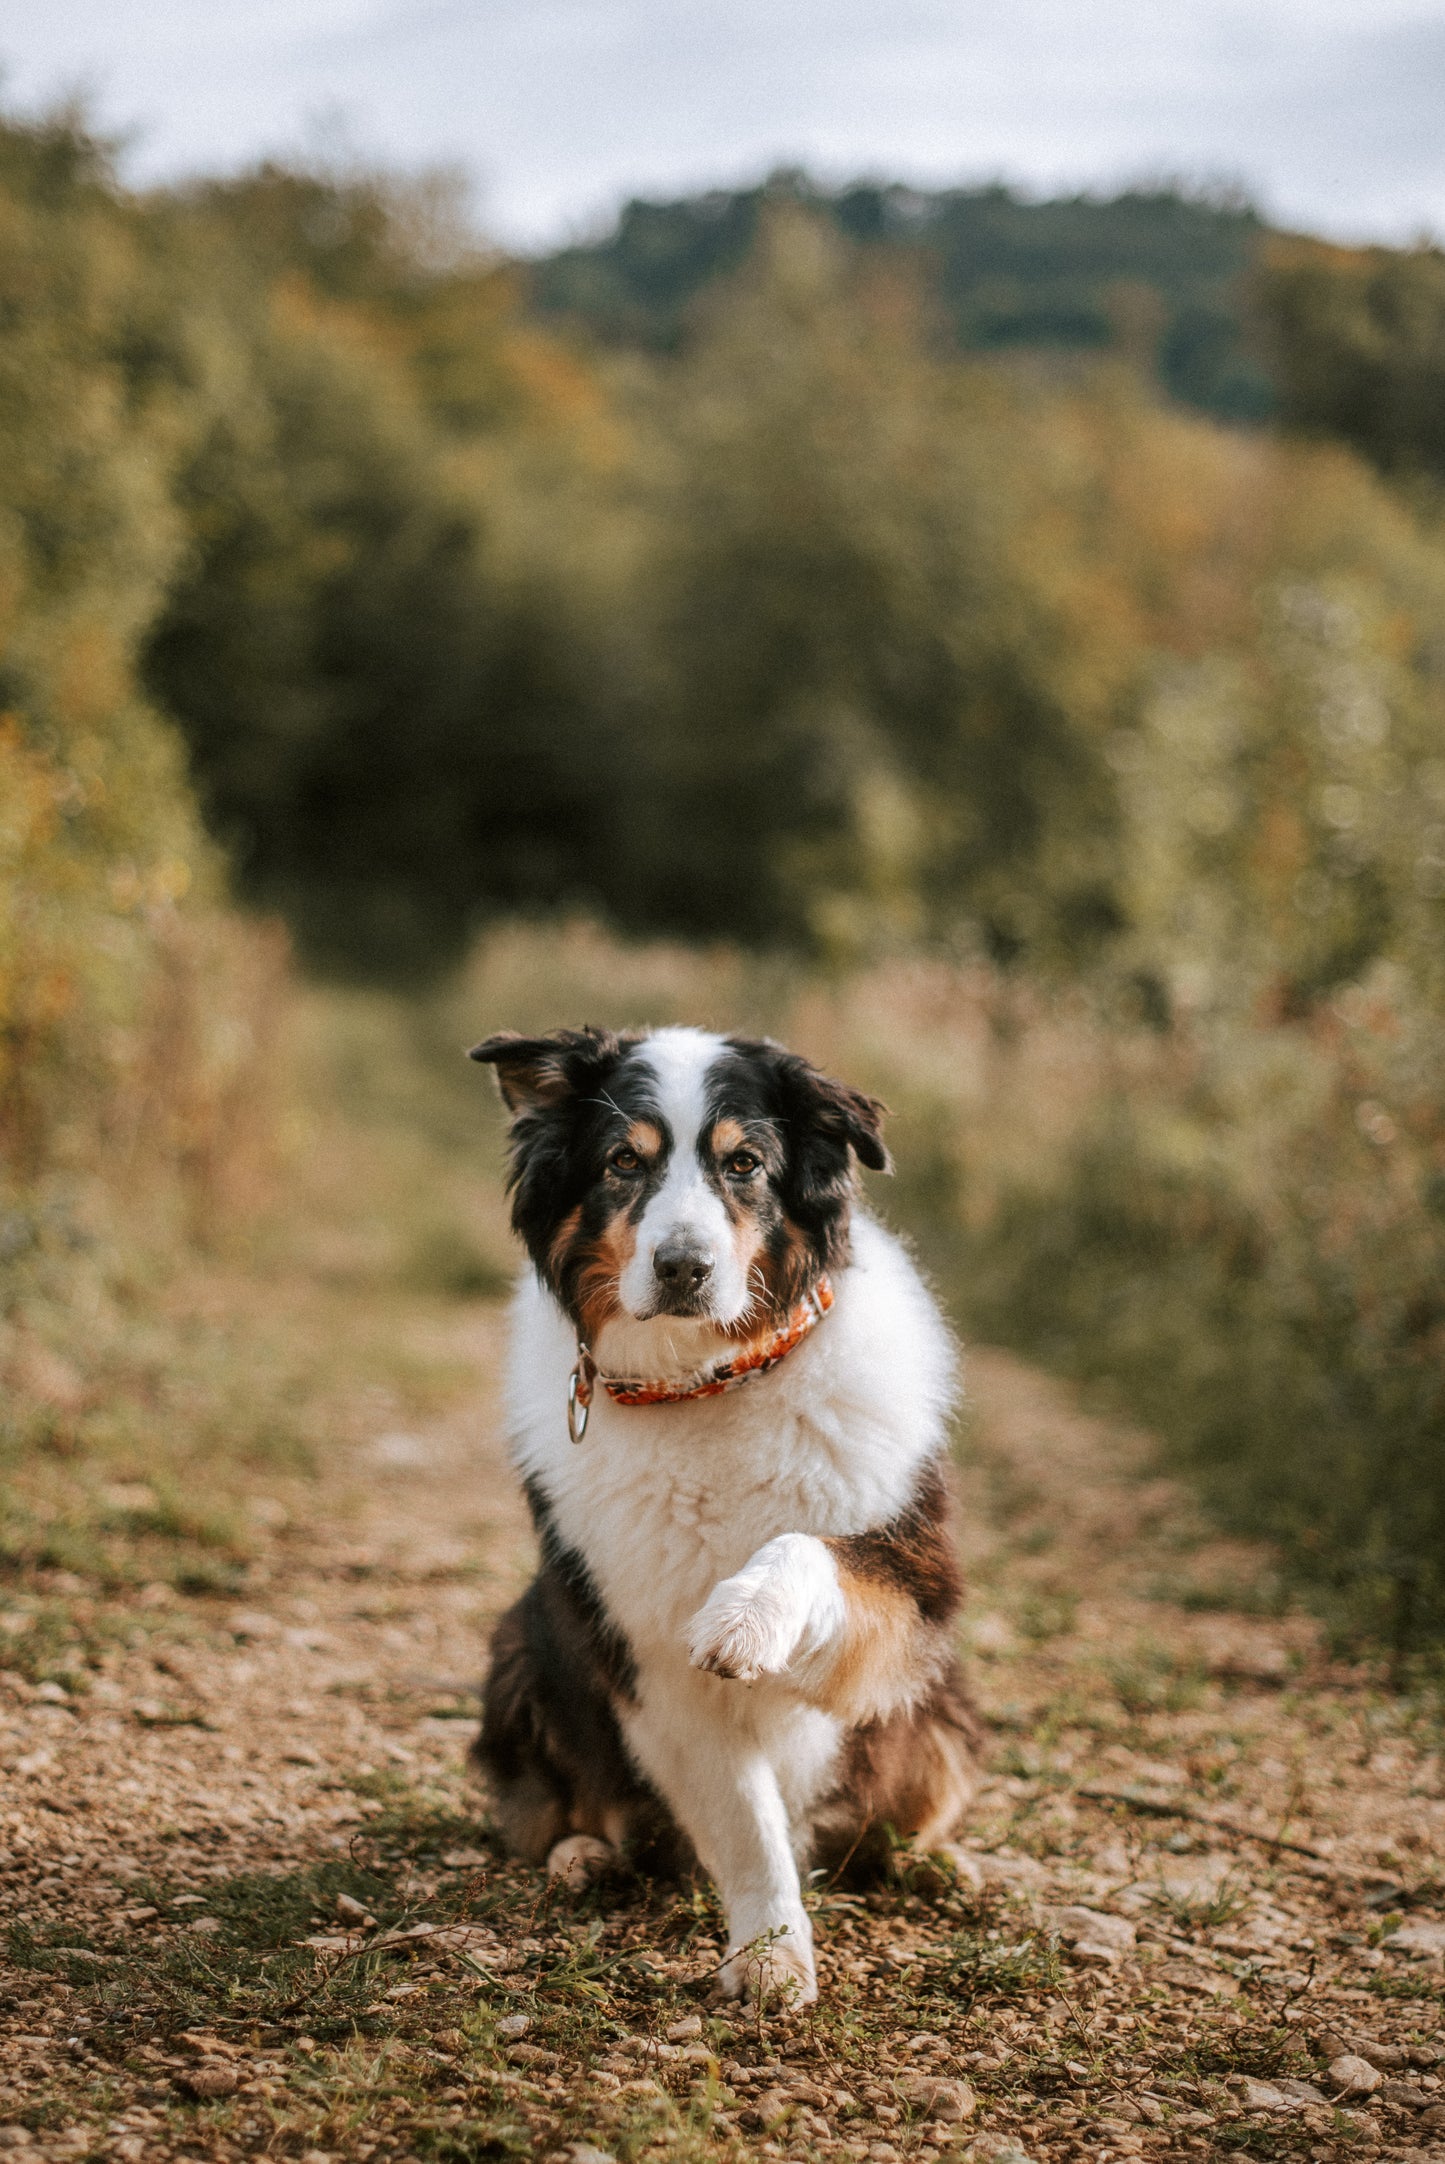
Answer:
528;175;1276;420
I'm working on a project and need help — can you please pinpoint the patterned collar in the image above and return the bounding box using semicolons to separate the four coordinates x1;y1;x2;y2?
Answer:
566;1278;834;1443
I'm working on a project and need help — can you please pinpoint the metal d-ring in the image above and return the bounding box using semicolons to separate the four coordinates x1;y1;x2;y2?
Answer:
567;1346;595;1445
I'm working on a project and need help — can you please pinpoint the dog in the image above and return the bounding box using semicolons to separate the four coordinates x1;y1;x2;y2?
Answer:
469;1024;980;2003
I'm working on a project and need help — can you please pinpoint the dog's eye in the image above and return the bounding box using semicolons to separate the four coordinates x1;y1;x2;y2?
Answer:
725;1150;761;1178
608;1147;643;1176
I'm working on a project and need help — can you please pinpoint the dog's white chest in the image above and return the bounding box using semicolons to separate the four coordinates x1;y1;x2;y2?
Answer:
543;1405;829;1653
504;1213;959;1657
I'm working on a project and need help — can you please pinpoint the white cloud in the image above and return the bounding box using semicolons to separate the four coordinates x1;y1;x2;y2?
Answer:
4;0;1443;245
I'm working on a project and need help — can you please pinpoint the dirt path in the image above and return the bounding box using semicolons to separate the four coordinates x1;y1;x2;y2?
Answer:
3;1313;1443;2164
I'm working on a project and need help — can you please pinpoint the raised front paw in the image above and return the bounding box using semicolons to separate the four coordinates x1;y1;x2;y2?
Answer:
714;1926;818;2007
686;1533;842;1683
687;1569;802;1681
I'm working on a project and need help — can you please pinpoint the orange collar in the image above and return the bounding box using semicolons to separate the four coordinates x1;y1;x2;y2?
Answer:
566;1277;834;1443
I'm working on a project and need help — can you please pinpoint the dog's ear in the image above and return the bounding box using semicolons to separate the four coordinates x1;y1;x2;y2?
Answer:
469;1028;620;1115
726;1038;892;1177
795;1069;892;1174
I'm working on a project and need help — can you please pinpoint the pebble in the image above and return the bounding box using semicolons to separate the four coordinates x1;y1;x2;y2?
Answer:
495;2012;530;2039
175;2061;238;2099
895;2074;977;2123
1049;1905;1136;1965
741;2088;793;2131
1227;2075;1325;2112
1328;2053;1382;2096
1384;1918;1445;1957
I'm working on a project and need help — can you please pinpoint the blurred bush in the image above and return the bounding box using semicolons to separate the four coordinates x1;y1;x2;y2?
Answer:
1254;234;1445;479
0;111;287;1251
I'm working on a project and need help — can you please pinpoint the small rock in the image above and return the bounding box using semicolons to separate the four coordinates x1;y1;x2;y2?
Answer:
741;2087;793;2130
299;2153;334;2164
1421;2103;1445;2132
507;2043;559;2068
1227;2075;1322;2113
0;2134;34;2153
1379;2081;1430;2107
967;2140;1036;2164
227;1610;278;1640
283;1744;323;1767
895;2075;977;2123
1230;2077;1291;2112
545;1832;614;1891
666;2013;703;2041
335;1892;376;1928
1329;2054;1382;2097
496;2012;530;2040
1157;1956;1239;1998
568;2148;616;2164
176;2061;239;2099
1384;1917;1445;1959
972;1852;1047;1890
1050;1905;1136;1954
184;1915;221;1933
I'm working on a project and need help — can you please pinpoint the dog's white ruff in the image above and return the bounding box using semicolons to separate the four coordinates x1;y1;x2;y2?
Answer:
502;1033;957;2000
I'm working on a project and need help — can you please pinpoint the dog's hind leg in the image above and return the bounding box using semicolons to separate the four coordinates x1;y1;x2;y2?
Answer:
475;1571;681;1872
810;1664;984;1882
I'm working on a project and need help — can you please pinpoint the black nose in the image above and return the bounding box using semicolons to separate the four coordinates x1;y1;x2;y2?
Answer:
653;1237;715;1292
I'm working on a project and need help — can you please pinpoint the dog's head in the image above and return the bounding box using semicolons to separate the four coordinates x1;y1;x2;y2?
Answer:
470;1026;889;1346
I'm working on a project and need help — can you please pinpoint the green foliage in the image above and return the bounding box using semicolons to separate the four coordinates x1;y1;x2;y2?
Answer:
1255;234;1445;477
0;105;291;1269
603;209;1125;956
532;171;1274;420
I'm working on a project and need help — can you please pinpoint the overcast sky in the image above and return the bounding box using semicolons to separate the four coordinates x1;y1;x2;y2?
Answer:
4;1;1444;250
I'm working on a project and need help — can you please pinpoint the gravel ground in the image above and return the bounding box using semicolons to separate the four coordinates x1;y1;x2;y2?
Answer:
2;1309;1443;2164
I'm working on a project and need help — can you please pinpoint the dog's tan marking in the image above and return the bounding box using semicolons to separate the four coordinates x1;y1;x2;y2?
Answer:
547;1205;584;1277
820;1569;933;1723
709;1116;749;1157
750;1215;814;1314
573;1214;639;1340
813;1678;981;1873
625;1118;663;1159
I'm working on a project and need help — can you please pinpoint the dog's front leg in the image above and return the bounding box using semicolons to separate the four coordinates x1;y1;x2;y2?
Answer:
688;1530;933;1724
621;1684;816;2005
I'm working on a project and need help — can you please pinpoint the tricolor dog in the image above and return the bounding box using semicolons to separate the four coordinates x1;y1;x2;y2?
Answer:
470;1025;979;2003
